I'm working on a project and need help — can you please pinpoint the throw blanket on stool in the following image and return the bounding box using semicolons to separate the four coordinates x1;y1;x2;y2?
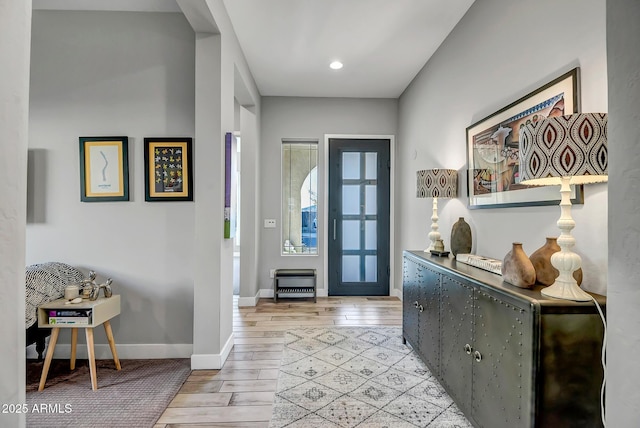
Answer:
25;262;84;329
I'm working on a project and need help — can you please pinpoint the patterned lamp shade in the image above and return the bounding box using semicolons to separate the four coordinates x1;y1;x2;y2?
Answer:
519;113;608;185
416;169;458;198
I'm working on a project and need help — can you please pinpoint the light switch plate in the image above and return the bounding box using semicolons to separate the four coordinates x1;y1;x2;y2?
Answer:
264;219;276;228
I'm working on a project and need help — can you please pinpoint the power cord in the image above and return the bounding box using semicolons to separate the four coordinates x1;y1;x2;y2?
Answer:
590;295;607;428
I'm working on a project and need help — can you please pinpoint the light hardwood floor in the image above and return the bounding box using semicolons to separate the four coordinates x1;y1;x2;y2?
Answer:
154;295;402;427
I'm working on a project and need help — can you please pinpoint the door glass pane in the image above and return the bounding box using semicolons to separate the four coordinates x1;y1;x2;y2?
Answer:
365;153;377;180
342;256;360;282
343;220;360;250
365;256;377;282
365;220;377;250
342;153;360;179
342;185;360;215
365;185;377;215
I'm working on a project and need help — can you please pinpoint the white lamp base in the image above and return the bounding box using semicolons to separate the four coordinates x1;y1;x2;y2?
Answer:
541;177;592;302
425;197;440;252
540;281;592;301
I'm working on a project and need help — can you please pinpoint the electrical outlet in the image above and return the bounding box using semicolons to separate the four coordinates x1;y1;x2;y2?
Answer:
269;269;276;278
264;219;276;228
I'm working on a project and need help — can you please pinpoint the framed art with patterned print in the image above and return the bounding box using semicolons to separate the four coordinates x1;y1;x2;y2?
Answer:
466;68;584;209
144;137;193;202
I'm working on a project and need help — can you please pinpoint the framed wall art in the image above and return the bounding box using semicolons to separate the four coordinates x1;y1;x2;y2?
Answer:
224;132;236;239
79;136;129;202
466;67;583;209
144;137;193;202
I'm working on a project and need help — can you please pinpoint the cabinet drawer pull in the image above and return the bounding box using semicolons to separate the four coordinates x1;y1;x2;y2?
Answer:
474;350;482;362
419;305;424;313
464;344;473;354
413;301;419;308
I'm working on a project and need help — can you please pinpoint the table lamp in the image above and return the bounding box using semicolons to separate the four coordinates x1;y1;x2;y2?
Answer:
416;169;458;252
519;113;608;301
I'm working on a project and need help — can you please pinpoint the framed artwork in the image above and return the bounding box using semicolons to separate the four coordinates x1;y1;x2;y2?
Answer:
224;132;236;239
79;136;129;202
466;67;583;209
144;137;193;202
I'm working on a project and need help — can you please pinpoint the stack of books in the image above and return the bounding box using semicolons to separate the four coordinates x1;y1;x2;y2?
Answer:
48;309;92;325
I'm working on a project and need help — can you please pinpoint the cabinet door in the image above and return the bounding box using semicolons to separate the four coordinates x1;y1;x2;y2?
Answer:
439;275;474;414
471;289;533;428
402;257;420;349
418;265;440;375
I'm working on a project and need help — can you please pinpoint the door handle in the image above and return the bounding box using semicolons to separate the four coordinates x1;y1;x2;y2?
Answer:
333;219;337;240
474;350;482;362
464;344;473;355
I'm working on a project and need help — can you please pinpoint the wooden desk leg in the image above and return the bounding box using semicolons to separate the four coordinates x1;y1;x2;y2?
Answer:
103;320;121;370
70;328;78;370
38;327;60;391
85;328;98;390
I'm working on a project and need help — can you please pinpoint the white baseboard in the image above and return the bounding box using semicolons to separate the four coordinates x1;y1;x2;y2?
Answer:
238;290;260;307
259;288;274;298
391;287;402;300
27;342;193;360
191;332;234;370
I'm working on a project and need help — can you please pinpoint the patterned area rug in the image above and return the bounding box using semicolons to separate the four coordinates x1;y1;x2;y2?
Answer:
26;358;191;427
270;327;472;428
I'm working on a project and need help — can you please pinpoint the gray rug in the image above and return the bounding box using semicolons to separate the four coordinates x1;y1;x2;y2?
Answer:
26;358;191;427
270;327;472;428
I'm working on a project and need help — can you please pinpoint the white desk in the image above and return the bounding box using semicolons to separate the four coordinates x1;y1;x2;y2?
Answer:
37;295;121;391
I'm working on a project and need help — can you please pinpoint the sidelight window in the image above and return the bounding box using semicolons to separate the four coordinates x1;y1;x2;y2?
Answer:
282;141;318;255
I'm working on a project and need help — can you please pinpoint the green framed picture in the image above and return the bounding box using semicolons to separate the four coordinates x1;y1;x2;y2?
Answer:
79;136;129;202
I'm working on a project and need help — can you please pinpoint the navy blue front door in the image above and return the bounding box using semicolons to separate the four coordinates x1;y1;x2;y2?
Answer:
328;138;390;296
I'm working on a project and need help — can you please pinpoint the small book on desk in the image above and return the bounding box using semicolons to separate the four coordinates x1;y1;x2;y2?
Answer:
49;309;92;317
48;316;91;325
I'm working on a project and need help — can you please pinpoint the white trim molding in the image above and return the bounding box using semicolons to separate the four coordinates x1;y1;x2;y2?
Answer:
238;290;261;307
259;288;274;298
27;342;194;360
391;287;402;300
191;333;234;369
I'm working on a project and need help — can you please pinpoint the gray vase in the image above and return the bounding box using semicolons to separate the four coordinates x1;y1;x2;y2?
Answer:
450;217;472;256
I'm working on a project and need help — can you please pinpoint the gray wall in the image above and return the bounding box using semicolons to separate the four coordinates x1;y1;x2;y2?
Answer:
28;11;196;355
397;0;608;296
259;97;398;294
607;0;640;425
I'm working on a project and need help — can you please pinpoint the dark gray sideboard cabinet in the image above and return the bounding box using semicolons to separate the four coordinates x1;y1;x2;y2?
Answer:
402;251;605;428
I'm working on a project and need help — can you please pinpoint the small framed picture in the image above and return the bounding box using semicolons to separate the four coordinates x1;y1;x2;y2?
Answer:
79;136;129;202
144;137;193;202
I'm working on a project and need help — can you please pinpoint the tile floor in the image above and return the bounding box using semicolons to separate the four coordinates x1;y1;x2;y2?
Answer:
154;295;402;427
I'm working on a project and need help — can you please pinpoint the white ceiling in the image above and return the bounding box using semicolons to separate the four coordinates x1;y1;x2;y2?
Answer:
223;0;474;98
32;0;475;98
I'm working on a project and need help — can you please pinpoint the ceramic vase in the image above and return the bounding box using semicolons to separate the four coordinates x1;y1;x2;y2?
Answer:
450;217;472;256
502;242;536;288
529;237;583;286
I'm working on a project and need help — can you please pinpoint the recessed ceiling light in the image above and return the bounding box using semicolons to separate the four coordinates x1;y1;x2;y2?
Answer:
329;61;343;70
